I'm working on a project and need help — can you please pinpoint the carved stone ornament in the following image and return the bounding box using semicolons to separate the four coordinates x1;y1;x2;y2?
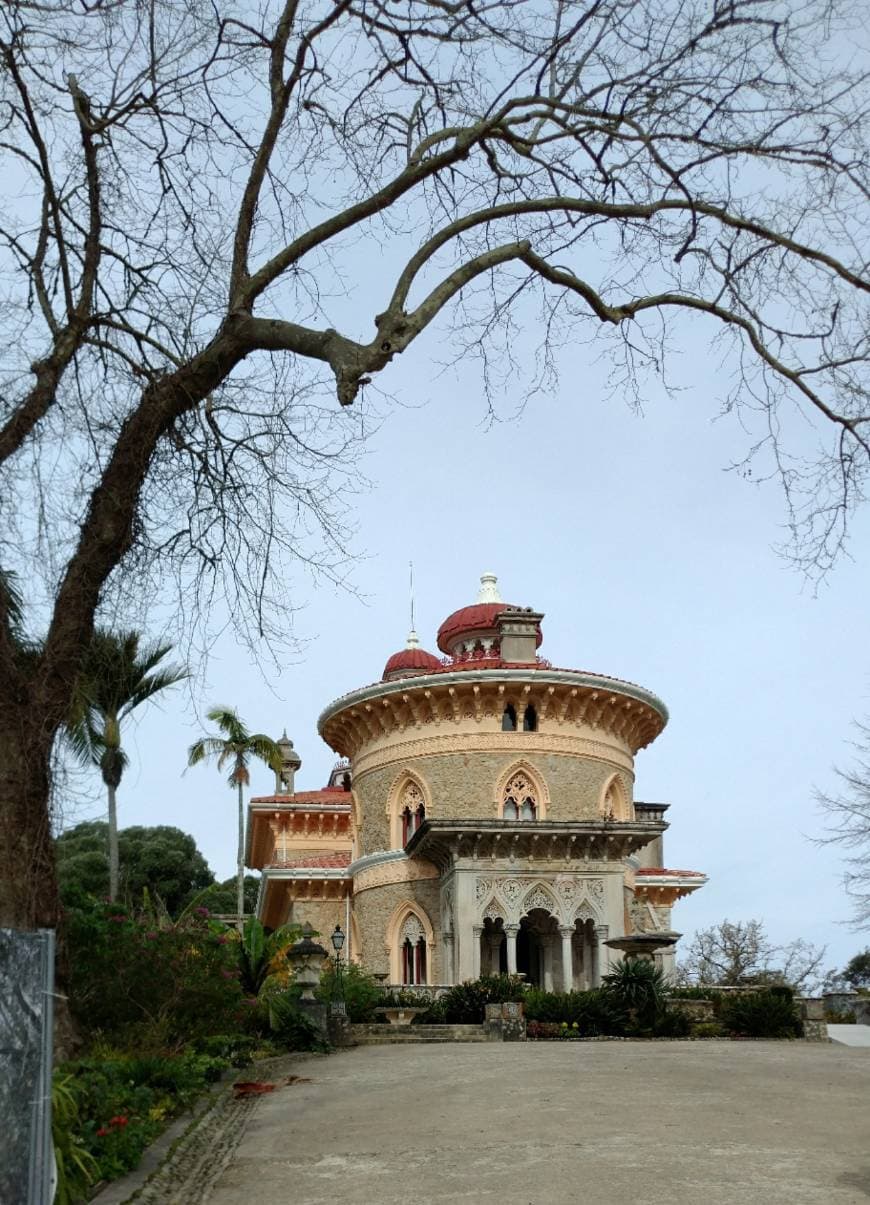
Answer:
523;884;557;915
475;877;493;902
581;878;605;905
483;899;506;922
400;914;425;944
498;878;523;907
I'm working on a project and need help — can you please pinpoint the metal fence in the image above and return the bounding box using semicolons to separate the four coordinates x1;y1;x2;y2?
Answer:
0;928;55;1205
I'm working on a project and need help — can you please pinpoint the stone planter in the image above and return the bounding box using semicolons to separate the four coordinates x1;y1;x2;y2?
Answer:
374;1007;427;1026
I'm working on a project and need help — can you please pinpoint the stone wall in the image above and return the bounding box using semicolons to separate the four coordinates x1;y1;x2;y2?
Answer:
353;877;443;981
354;751;634;854
287;899;346;943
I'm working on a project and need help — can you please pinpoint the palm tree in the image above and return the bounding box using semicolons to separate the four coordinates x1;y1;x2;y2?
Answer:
67;631;188;902
187;707;281;923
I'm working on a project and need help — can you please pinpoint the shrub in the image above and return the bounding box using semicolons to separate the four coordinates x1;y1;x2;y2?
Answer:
315;963;384;1022
55;1051;229;1193
720;991;803;1038
603;959;666;1028
441;974;525;1023
52;1075;99;1205
268;993;329;1051
649;1008;692;1038
523;988;627;1036
416;996;448;1024
191;1034;258;1067
691;1021;726;1038
64;897;245;1045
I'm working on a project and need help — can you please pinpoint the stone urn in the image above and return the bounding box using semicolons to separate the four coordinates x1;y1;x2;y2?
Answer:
287;924;328;1000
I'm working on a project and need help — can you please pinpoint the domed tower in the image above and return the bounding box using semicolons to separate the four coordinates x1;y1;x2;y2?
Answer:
316;573;706;987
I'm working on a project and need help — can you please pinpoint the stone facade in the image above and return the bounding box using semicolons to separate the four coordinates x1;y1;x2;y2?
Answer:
248;575;707;987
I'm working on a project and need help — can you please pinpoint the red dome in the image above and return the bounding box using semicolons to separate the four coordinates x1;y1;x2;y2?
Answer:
382;646;442;679
436;602;543;654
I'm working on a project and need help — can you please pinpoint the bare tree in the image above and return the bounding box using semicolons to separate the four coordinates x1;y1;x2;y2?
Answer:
678;918;827;992
817;720;870;929
1;0;869;935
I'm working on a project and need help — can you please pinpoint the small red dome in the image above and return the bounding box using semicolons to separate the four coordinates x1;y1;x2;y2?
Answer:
437;602;542;654
382;646;442;679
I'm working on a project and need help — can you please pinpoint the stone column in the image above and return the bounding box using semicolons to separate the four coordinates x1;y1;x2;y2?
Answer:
593;925;609;987
442;932;455;985
542;935;555;991
472;925;483;980
505;924;520;975
559;927;575;992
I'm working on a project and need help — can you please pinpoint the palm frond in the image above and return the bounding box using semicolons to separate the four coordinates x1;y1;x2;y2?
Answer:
187;736;230;767
247;734;282;772
205;705;249;744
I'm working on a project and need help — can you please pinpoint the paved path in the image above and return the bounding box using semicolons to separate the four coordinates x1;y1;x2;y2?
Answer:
828;1023;870;1047
150;1042;870;1205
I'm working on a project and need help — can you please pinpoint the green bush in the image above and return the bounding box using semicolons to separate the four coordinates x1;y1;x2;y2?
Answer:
649;1008;691;1038
269;993;329;1051
64;897;245;1046
55;1051;229;1195
441;974;526;1023
720;991;803;1038
523;988;627;1036
416;996;448;1024
191;1033;258;1066
603;959;666;1028
315;962;384;1022
691;1021;726;1038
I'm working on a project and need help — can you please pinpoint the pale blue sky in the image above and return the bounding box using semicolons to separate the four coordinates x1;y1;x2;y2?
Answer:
64;308;870;975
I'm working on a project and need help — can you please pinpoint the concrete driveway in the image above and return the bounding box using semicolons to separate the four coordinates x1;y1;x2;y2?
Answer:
168;1042;870;1204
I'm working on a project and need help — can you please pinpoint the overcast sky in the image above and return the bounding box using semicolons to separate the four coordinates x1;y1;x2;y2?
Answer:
62;297;870;974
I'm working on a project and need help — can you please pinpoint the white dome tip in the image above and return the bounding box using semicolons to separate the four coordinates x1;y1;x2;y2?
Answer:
477;572;502;603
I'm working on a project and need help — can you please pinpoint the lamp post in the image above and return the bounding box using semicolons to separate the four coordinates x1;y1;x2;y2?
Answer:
330;924;346;1016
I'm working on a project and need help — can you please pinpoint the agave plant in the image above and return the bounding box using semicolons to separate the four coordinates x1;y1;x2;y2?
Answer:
603;958;667;1029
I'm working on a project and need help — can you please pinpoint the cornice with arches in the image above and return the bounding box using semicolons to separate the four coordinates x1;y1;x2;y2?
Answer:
474;873;607;927
320;673;665;762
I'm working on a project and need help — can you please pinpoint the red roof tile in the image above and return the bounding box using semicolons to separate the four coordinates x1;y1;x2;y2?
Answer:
382;647;442;678
436;603;543;653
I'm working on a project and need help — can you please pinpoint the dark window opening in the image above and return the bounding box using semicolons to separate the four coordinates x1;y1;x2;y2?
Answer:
523;704;537;732
342;772;351;791
402;938;427;985
502;704;517;732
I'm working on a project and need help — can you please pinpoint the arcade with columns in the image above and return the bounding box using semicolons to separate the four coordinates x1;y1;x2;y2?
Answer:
246;574;706;987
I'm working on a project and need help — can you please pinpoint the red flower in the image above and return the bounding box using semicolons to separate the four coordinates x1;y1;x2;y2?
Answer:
109;1115;129;1127
96;1128;109;1137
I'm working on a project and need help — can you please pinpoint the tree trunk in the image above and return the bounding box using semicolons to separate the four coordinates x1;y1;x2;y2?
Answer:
0;716;59;932
237;780;245;925
107;781;119;903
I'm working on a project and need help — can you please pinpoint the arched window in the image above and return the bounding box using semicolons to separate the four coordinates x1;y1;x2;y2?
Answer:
400;914;427;985
502;771;537;821
399;780;426;845
523;704;537;732
342;771;351;791
502;703;517;731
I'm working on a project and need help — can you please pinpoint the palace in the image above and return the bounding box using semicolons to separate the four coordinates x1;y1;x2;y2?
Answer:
246;574;706;987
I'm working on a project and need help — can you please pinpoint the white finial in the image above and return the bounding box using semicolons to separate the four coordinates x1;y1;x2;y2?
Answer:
405;630;420;649
409;560;415;632
477;572;502;604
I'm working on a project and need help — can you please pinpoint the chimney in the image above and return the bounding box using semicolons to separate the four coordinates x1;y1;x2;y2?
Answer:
496;607;544;664
274;731;302;795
